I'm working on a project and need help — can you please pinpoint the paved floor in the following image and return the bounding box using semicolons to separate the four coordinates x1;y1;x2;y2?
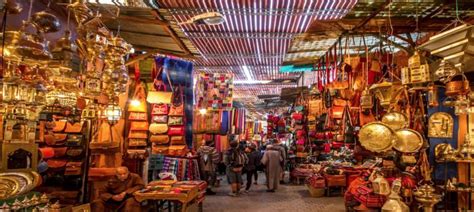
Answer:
202;172;346;212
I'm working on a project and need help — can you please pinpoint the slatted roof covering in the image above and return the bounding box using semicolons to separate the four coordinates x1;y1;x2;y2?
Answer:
156;0;357;82
286;0;474;68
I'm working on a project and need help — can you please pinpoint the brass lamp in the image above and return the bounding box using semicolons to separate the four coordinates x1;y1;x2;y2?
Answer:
414;184;443;212
369;81;403;108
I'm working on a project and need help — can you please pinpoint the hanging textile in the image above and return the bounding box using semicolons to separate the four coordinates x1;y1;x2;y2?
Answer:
155;156;200;181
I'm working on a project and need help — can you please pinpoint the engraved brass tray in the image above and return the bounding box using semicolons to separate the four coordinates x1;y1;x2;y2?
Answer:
394;129;424;153
359;122;396;153
381;112;409;130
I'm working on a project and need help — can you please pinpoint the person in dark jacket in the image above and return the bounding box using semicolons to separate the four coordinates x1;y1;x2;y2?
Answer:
244;143;260;192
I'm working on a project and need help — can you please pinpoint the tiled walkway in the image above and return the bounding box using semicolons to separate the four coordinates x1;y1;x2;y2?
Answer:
202;172;346;212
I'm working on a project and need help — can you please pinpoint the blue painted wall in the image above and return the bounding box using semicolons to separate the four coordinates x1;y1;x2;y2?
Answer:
428;87;458;181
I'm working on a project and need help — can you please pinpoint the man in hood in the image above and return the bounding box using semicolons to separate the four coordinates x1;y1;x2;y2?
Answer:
197;139;220;195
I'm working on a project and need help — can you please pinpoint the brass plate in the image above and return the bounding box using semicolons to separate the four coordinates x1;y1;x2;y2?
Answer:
0;176;20;199
394;129;423;153
359;122;395;153
381;112;409;130
428;112;453;138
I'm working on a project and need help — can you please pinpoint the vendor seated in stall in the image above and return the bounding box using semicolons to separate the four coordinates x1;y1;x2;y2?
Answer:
92;166;145;212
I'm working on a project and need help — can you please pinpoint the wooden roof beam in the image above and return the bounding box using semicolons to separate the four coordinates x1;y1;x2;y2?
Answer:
373;34;414;55
352;0;391;32
150;9;192;56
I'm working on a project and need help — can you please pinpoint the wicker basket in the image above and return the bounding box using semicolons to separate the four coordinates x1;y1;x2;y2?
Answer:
306;185;325;197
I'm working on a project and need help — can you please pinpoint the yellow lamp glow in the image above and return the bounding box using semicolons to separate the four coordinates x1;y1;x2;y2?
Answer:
199;108;207;115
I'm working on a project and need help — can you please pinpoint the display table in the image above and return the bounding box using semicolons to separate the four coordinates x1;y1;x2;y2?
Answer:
134;180;206;212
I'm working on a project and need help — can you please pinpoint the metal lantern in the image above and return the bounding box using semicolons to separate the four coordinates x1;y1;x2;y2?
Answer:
372;173;391;195
369;81;403;108
103;103;122;124
81;101;98;119
360;88;373;109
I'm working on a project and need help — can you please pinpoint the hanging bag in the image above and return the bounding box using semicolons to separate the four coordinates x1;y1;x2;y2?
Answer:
128;81;147;112
147;60;174;104
169;86;184;116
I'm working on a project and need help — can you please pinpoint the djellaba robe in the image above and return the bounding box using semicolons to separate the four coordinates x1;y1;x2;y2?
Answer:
261;148;283;190
92;173;145;212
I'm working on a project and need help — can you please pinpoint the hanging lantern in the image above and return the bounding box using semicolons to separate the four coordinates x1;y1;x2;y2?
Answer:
103;103;122;124
434;60;459;83
360;88;373;109
81;101;98;119
369;81;403;108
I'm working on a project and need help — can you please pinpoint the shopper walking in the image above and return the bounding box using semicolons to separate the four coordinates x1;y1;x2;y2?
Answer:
197;139;220;195
224;141;248;197
261;144;283;192
273;138;287;183
244;143;260;192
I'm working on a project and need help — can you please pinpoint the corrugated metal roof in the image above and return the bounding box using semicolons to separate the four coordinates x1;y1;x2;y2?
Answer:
157;0;357;82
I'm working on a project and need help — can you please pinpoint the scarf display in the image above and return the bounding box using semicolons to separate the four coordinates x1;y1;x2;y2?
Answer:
153;156;200;181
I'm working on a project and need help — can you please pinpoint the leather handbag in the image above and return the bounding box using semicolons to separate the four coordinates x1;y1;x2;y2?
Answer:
53;147;68;158
150;135;169;144
292;112;303;121
66;134;83;146
168;86;184;116
128;112;147;121
128;82;147;112
169;104;184;116
152;144;169;154
331;106;344;119
45;133;68;146
66;147;84;157
130;121;149;131
168;126;185;136
149;123;168;134
128;130;148;139
296;130;306;139
47;159;67;169
170;136;185;145
168;145;187;156
147;91;173;104
39;147;55;159
151;104;169;115
128;138;148;147
147;62;173;104
168;116;184;126
65;122;83;133
53;121;67;132
127;149;147;159
152;115;168;123
65;162;83;176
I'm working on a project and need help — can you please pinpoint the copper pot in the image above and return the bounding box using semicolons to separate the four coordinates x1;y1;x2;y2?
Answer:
446;77;469;96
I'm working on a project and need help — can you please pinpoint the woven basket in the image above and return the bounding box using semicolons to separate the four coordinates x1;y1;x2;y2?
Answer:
306;185;325;197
